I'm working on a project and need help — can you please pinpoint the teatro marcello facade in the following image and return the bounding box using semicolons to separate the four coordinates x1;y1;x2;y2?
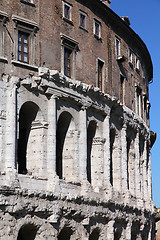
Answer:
0;0;155;239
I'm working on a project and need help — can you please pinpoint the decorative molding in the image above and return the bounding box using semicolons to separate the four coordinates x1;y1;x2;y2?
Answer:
0;11;9;24
12;15;39;30
12;60;38;71
0;57;8;63
18;67;150;135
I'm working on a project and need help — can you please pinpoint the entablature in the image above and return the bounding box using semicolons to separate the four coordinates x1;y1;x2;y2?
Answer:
16;67;150;134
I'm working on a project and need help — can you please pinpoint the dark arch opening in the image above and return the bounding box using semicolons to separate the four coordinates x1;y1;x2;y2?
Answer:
114;229;121;240
87;120;97;183
126;137;131;190
110;129;115;186
18;102;39;174
58;226;73;240
56;111;72;179
89;228;100;240
17;224;37;240
131;222;140;240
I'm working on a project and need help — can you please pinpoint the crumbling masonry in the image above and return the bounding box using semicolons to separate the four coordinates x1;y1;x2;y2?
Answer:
0;0;155;239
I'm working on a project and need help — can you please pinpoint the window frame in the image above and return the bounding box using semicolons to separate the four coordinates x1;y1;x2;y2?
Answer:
18;31;29;64
62;1;72;23
115;37;121;58
135;56;140;71
93;19;101;39
64;47;72;78
135;85;142;117
79;10;87;31
129;48;133;65
61;33;79;80
120;74;125;104
12;15;39;70
97;58;104;91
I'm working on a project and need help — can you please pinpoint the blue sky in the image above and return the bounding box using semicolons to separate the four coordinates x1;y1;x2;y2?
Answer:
111;0;160;207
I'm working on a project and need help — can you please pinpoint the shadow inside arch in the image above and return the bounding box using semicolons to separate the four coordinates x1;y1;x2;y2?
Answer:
58;226;73;240
17;223;38;240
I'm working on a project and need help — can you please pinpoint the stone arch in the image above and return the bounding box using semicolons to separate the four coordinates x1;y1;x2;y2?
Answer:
89;227;100;240
56;111;77;182
17;223;38;240
18;101;45;175
58;226;73;240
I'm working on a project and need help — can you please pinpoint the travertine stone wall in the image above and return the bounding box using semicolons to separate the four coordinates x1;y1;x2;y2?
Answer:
0;68;155;239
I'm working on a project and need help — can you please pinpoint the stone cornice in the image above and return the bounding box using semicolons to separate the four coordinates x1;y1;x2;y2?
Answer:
12;14;39;31
18;67;150;136
94;0;153;82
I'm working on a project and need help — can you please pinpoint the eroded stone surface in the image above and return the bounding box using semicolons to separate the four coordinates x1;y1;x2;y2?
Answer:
0;70;155;239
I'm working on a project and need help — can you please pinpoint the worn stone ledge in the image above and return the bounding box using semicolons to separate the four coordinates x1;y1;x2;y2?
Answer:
0;186;154;216
16;67;150;137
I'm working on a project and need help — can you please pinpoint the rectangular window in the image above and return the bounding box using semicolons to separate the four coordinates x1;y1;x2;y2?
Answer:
18;31;29;63
79;11;87;30
12;15;39;68
63;1;72;21
136;86;142;117
64;47;72;77
120;74;125;104
80;13;85;28
115;37;120;58
98;59;104;91
129;49;133;64
136;57;140;70
94;19;101;38
61;34;78;80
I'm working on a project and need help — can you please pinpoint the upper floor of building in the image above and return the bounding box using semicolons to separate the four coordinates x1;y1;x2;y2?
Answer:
0;0;153;125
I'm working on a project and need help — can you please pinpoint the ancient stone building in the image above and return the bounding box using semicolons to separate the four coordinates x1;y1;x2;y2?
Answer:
0;0;155;239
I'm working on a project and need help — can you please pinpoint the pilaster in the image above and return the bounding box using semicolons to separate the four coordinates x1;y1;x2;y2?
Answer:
134;131;141;199
107;220;114;240
121;124;128;192
47;95;57;176
147;142;152;204
5;80;17;171
142;140;147;202
79;107;87;181
103;115;112;194
125;222;131;240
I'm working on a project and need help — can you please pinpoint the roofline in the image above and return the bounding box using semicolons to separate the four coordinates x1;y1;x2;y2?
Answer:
97;0;153;82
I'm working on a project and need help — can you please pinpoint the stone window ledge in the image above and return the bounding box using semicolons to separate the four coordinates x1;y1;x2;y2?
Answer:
12;60;38;71
62;17;74;26
20;0;35;7
0;57;8;63
79;26;88;32
94;34;102;42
